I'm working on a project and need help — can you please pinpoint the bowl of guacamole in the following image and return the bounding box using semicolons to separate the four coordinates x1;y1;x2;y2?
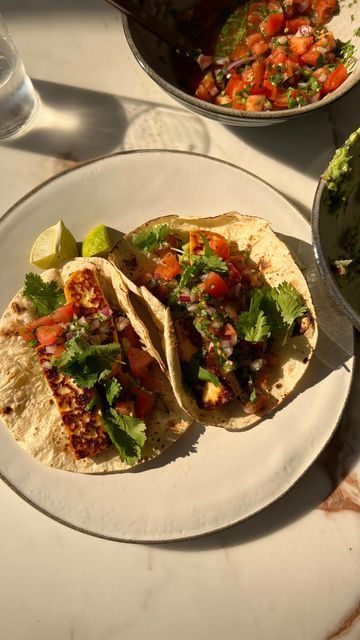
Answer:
312;127;360;329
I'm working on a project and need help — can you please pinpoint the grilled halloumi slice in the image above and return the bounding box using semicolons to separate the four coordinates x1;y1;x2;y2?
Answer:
36;268;121;459
37;345;108;459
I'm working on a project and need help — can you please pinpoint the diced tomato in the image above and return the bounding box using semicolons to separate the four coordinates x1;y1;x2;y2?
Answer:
208;236;230;260
142;376;163;392
247;1;268;25
204;272;230;298
53;343;66;357
323;63;348;93
127;347;154;378
273;87;289;107
52;302;74;324
226;262;241;286
195;83;212;102
285;16;310;33
260;12;284;38
288;35;313;56
154;252;181;281
313;0;338;24
229;253;250;271
262;78;277;100
36;324;64;346
118;323;141;348
115;400;135;417
230;43;251;60
225;74;248;102
246;94;266;111
300;48;321;66
135;390;156;420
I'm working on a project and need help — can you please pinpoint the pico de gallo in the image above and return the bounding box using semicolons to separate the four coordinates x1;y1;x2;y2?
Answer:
19;269;162;464
173;0;355;111
132;223;311;414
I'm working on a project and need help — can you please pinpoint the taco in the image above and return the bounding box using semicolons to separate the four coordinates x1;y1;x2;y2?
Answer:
110;212;318;429
0;257;190;473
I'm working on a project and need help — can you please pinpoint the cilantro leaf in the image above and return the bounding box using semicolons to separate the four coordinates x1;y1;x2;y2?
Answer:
237;294;271;343
52;337;120;388
274;282;307;330
101;376;122;406
236;283;307;344
133;224;170;252
198;366;221;387
103;408;146;465
23;273;66;317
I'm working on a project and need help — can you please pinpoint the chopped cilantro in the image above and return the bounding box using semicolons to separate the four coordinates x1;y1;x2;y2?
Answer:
237;294;270;343
249;388;257;403
103;408;146;465
101;375;122;406
275;282;307;330
23;273;65;317
198;366;221;387
236;283;307;343
85;397;97;412
51;337;120;388
132;224;170;252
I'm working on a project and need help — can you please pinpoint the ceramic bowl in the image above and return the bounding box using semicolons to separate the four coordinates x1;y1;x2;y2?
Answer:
312;129;360;329
123;0;360;127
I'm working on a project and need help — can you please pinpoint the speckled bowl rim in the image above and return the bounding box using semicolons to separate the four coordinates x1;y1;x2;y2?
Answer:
123;15;360;124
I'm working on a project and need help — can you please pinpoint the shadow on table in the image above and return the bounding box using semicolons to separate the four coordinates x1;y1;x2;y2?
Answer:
0;79;210;163
224;83;360;185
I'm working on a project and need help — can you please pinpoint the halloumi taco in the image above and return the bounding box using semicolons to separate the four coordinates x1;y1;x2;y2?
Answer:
0;257;190;473
110;212;318;429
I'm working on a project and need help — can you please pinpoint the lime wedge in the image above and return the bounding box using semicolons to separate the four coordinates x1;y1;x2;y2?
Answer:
30;220;78;269
81;224;111;257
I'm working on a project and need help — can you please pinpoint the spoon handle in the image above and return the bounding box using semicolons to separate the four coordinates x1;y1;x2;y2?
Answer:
104;0;194;52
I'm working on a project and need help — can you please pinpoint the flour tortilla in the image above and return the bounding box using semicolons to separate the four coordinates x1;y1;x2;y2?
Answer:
0;257;190;473
110;212;318;429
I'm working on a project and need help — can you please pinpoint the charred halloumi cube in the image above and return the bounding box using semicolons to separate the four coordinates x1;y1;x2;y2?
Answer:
174;316;202;363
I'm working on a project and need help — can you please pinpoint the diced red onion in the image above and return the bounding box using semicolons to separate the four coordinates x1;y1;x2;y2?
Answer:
223;332;237;347
99;325;110;334
223;346;233;358
227;56;255;73
297;25;313;37
208;341;215;353
100;305;113;318
309;91;321;103
197;54;214;71
234;283;241;298
317;72;328;84
187;303;198;313
66;331;73;341
209;85;219;97
45;345;57;354
179;288;192;303
221;339;232;349
78;316;87;325
42;361;52;369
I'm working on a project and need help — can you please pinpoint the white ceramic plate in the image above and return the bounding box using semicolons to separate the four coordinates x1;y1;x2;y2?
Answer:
0;151;354;543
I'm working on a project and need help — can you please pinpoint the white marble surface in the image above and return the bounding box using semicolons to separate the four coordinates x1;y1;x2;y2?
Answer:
0;1;360;639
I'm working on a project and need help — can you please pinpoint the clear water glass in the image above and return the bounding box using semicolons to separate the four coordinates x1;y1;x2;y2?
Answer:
0;13;38;138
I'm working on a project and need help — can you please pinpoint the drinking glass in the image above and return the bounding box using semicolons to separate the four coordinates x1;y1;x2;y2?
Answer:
0;13;38;138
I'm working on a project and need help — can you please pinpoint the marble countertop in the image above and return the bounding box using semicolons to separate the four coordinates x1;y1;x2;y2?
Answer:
0;1;360;638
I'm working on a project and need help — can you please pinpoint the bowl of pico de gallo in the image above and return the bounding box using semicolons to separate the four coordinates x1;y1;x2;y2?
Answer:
123;0;360;126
